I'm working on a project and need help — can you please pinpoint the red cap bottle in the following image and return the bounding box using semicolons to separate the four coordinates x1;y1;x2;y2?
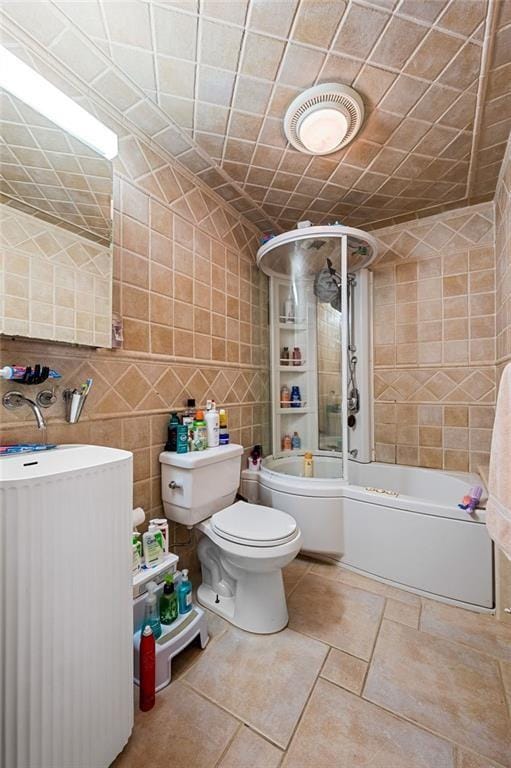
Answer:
139;625;156;711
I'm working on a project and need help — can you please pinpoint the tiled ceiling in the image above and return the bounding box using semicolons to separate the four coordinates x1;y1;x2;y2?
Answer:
1;0;510;234
0;90;112;242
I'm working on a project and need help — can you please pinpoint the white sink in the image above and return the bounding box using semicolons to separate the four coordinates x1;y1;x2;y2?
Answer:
0;443;132;482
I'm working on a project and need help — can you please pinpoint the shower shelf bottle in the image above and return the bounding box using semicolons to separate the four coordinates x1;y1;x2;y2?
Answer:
178;569;193;615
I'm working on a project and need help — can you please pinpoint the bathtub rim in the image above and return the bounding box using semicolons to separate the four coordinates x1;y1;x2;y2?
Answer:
257;456;487;523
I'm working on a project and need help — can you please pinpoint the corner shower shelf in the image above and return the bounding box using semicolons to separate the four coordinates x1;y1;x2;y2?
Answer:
278;407;313;415
279;322;308;331
279;365;309;372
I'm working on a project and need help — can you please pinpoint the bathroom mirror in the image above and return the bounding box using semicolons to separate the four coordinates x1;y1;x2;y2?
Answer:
0;88;114;347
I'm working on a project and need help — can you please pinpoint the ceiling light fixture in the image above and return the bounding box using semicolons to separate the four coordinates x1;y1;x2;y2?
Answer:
284;83;364;156
0;45;118;160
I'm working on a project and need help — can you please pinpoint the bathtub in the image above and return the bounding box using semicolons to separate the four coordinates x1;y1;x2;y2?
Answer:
254;455;493;611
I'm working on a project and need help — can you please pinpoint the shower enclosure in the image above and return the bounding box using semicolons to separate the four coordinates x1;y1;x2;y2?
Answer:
257;224;377;483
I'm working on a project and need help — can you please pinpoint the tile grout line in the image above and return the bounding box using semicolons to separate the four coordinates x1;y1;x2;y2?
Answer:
212;720;243;768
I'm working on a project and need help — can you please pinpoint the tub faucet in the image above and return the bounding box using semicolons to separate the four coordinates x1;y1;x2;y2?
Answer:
2;390;46;429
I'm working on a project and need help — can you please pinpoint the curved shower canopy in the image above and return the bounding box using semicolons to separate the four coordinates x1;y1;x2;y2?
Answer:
256;224;379;279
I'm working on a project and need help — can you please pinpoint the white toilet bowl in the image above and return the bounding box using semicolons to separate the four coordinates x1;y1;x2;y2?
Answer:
196;501;302;633
159;445;302;635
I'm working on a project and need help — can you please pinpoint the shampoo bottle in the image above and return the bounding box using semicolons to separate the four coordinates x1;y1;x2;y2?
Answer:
143;524;164;567
304;451;314;478
165;412;181;451
219;409;229;445
206;400;220;447
143;581;161;639
178;569;193;614
159;573;178;625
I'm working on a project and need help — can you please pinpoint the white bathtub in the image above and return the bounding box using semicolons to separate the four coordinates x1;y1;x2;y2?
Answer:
255;455;493;610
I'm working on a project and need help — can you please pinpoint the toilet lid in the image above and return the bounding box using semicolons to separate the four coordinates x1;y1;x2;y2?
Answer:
211;501;298;547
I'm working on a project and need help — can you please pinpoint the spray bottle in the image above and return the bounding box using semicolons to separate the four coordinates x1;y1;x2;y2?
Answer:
143;581;161;639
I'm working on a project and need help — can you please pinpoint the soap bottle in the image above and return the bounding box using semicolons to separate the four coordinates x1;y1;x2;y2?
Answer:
304;451;314;478
206;400;220;447
292;347;302;366
291;385;301;408
159;573;178;625
219;409;229;445
165;412;181;451
281;347;290;365
178;569;193;614
292;431;301;450
193;410;207;450
283;434;292;450
143;581;162;639
142;524;164;568
280;385;290;408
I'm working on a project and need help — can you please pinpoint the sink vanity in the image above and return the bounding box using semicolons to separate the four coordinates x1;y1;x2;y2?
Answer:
0;445;134;768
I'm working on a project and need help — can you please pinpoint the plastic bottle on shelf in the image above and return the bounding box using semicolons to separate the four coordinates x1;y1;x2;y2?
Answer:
304;452;314;478
292;431;301;450
291;385;301;408
292;347;302;366
139;625;156;711
206;400;220;448
219;409;229;445
142;581;162;640
178;569;193;614
280;385;290;408
282;434;292;450
281;346;290;365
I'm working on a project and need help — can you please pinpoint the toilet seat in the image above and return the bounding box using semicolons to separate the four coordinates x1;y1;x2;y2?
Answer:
211;501;298;547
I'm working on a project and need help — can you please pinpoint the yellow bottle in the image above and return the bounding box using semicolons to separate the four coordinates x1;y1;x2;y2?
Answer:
303;451;314;478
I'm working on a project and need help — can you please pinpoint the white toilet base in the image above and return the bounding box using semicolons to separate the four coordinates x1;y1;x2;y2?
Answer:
197;571;289;634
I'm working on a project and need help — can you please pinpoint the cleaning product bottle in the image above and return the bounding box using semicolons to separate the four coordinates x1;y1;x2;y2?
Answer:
139;625;156;711
193;410;207;450
178;569;193;614
206;400;220;447
219;409;229;445
165;412;181;451
159;573;178;625
142;524;164;567
142;581;161;639
304;451;314;478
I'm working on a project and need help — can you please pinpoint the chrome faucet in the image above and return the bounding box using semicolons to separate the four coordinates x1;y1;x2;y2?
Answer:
2;391;47;429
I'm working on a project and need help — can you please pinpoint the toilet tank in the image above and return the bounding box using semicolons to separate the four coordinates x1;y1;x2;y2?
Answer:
160;444;244;526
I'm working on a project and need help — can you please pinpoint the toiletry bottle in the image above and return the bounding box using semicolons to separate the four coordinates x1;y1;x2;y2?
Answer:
281;347;290;365
280;385;290;408
132;531;142;575
206;400;220;447
178;569;193;614
165;412;181;451
292;347;302;366
139;624;156;711
284;289;295;323
292;431;301;450
142;581;162;639
159;573;178;625
219;409;229;445
283;434;292;451
193;410;207;450
150;519;169;554
183;399;196;447
304;451;314;478
176;424;188;454
143;524;164;567
291;385;301;407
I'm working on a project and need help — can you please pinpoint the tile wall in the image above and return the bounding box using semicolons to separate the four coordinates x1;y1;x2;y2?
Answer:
372;201;496;472
0;131;270;572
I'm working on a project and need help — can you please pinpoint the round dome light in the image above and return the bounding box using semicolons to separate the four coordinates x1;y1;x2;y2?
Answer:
284;83;365;156
297;107;349;154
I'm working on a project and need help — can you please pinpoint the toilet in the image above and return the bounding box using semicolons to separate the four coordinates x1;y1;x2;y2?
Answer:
160;444;302;634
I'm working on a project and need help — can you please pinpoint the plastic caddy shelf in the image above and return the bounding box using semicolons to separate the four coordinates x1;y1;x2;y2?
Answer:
134;605;208;691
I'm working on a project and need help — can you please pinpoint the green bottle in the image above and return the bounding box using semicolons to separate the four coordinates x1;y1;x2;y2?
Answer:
159;574;178;625
165;412;181;451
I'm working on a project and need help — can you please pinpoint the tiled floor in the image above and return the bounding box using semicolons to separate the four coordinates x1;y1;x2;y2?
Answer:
113;558;511;768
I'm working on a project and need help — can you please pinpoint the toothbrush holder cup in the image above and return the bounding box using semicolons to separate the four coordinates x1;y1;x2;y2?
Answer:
63;389;89;424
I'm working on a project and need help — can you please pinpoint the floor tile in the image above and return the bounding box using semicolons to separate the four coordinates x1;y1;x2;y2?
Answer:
218;725;283;768
287;573;384;660
421;598;511;662
311;561;421;606
172;608;229;680
283;556;312;596
384;597;421;628
184;626;327;749
320;648;367;694
364;620;511;767
112;681;238;768
457;749;505;768
283;678;455;768
501;661;511;708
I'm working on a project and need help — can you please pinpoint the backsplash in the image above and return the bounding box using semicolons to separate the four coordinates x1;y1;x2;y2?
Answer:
372;202;496;472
